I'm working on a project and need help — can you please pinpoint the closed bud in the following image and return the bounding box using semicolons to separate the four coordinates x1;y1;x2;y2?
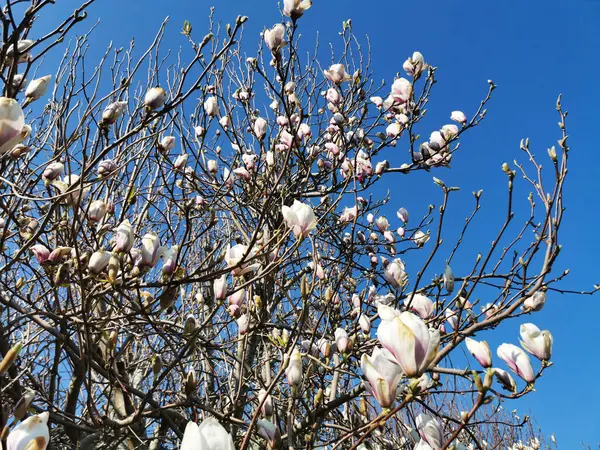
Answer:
25;75;51;103
0;341;23;375
101;101;127;125
144;87;167;110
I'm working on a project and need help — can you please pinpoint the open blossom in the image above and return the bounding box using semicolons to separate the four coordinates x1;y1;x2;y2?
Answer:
416;413;444;449
323;64;351;84
522;291;546;312
338;205;358;224
519;323;553;361
465;337;492;368
450;110;468;125
25;75;51;103
391;78;412;104
144;87;167;110
384;258;407;288
497;343;535;383
0;97;31;155
180;417;234;450
413;230;430;247
403;51;425;77
283;0;312;19
6;411;50;450
361;347;403;408
404;293;433;319
264;23;286;52
377;304;440;378
282;200;317;238
225;244;257;276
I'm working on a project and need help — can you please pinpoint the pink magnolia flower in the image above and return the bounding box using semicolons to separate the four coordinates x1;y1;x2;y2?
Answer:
264;23;286;52
225;243;257;276
213;274;228;300
30;244;51;265
361;347;403;408
384;258;407;288
101;101;127;125
403;51;425;77
497;343;535;383
522;291;546;312
338;205;358;224
377;304;440;378
253;117;268;140
323;64;351;84
519;323;553;361
391;78;412;104
144;87;167;110
204;96;219;117
114;220;134;253
404;293;433;319
493;367;517;392
282;200;317;238
283;0;312;19
334;328;350;353
450;110;467;125
465;337;492;368
285;348;303;387
416;413;443;449
140;232;162;267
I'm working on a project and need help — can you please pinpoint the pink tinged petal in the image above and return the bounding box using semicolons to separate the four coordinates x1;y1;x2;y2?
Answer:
497;343;535;383
378;315;417;377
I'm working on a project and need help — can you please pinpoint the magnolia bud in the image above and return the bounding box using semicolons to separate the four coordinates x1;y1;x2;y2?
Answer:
101;101;127;125
0;341;23;375
42;162;64;184
144;87;167;110
25;75;51;103
88;250;112;274
158;136;175;154
204;96;219;117
97;159;118;178
87;200;107;222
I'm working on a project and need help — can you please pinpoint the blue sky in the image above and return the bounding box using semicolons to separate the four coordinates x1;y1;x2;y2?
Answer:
35;0;600;447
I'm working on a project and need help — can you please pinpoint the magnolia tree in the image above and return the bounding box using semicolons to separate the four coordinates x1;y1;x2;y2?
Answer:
0;0;582;449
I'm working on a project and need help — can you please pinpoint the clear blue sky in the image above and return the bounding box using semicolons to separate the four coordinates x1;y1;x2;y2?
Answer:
36;0;600;447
